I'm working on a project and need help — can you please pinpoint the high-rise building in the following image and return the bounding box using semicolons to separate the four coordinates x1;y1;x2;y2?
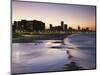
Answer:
68;27;72;32
32;20;45;32
64;24;68;31
86;27;89;31
61;21;64;31
13;20;45;32
78;26;80;31
50;24;52;31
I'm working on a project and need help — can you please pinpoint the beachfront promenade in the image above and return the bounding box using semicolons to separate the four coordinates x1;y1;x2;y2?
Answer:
12;32;72;43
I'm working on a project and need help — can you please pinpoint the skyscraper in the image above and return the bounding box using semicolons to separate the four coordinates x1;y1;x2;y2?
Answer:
50;24;52;31
61;21;64;31
64;24;68;31
78;26;80;31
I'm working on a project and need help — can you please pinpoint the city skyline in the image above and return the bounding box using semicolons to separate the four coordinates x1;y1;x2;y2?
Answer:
13;19;90;33
12;1;96;31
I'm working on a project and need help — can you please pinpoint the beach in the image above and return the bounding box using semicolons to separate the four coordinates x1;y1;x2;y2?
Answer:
12;33;96;74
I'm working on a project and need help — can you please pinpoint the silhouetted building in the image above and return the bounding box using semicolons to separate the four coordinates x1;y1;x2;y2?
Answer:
81;27;89;32
12;21;17;32
64;24;68;31
12;19;45;32
86;27;89;32
78;26;80;31
68;27;73;32
20;20;27;32
61;21;64;31
26;21;34;32
32;20;45;32
81;28;86;32
50;24;53;31
48;21;68;32
12;21;21;32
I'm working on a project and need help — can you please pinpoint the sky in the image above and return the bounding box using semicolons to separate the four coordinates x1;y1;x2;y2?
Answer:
12;0;96;31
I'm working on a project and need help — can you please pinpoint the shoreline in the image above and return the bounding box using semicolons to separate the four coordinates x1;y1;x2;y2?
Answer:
12;32;96;43
11;33;96;74
12;33;72;43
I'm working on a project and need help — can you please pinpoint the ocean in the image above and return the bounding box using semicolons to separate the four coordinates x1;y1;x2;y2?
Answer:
12;33;96;74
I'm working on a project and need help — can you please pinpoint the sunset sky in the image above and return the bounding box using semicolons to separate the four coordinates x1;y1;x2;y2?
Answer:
12;1;96;31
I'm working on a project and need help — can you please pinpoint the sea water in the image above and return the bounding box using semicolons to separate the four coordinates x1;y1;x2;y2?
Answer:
12;33;96;74
64;33;96;69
